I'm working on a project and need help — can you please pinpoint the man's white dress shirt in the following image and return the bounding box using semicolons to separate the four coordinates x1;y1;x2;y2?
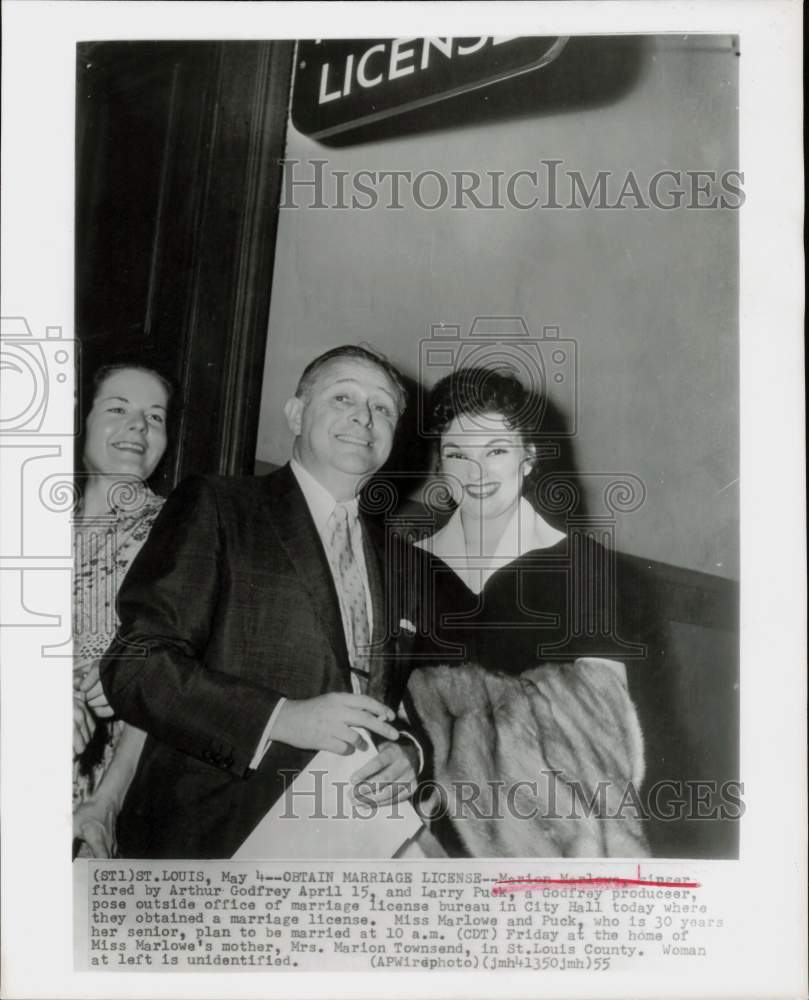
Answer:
250;461;421;768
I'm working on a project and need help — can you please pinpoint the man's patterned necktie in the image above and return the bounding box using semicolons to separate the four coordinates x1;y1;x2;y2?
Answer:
326;503;371;693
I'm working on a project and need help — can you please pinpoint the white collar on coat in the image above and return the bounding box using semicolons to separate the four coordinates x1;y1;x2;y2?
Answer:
415;497;564;595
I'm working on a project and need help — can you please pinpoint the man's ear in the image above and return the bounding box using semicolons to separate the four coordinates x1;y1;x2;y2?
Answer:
283;396;304;436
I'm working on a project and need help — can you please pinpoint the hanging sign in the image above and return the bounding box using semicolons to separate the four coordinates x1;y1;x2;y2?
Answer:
291;36;569;139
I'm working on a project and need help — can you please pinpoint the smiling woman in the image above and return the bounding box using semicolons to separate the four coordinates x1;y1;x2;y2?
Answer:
404;367;649;858
82;366;170;483
72;363;174;857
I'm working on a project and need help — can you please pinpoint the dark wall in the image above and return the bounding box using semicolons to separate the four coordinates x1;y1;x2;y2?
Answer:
257;35;739;581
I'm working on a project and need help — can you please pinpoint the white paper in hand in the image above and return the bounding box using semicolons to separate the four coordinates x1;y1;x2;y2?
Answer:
233;730;423;859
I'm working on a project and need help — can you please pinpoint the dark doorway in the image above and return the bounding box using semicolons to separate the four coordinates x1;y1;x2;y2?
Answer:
76;40;293;492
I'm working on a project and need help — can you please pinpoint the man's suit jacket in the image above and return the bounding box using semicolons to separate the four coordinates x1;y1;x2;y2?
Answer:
100;464;412;859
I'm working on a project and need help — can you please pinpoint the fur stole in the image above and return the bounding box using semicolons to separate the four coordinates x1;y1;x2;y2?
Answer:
407;660;650;858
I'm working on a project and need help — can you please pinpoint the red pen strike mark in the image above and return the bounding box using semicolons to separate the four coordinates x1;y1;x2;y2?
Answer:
492;864;701;896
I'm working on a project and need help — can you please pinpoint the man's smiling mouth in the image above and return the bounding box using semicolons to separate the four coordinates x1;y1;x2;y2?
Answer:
336;434;373;448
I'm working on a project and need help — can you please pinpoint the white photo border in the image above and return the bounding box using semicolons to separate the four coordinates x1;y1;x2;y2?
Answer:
1;2;805;998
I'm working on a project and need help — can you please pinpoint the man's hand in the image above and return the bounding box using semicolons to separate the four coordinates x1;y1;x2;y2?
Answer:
350;740;419;805
270;693;399;755
79;661;114;718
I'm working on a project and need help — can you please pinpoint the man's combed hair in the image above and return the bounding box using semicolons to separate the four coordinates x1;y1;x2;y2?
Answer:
428;367;540;442
295;345;408;414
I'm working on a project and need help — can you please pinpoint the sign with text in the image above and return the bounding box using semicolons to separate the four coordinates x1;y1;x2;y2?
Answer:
291;37;569;139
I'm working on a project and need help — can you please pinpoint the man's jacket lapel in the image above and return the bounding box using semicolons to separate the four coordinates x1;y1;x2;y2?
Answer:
264;465;351;683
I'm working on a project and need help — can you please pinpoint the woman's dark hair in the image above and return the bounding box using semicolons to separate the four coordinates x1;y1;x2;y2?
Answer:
91;363;176;411
428;367;542;442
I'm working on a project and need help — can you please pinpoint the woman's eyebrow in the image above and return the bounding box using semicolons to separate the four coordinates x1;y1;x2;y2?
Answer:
442;437;514;449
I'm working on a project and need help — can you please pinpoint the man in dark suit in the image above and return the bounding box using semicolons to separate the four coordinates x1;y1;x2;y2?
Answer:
98;346;420;858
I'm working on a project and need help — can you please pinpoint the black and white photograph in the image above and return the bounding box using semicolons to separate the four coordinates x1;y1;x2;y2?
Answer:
0;2;805;997
71;31;740;863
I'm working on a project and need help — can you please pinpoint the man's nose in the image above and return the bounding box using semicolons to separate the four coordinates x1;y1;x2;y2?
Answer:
351;402;373;427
